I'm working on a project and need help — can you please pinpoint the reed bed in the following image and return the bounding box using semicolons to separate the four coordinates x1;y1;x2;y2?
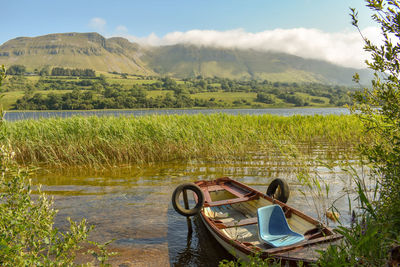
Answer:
3;114;369;168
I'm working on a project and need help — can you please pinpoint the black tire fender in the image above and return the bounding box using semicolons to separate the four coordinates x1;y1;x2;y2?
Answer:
266;178;290;203
172;183;204;217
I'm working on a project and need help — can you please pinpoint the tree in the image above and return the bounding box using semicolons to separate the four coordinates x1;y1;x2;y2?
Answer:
162;77;177;90
39;66;50;76
92;82;104;93
256;92;275;104
351;0;400;229
98;74;107;85
6;65;26;75
317;1;400;265
0;65;5;87
51;67;96;77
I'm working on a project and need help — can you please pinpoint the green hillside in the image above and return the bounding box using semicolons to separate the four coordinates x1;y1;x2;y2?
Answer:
0;32;152;75
0;32;372;85
143;45;372;84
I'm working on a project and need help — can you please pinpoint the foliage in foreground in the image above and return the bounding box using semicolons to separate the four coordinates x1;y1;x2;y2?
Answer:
318;0;400;265
219;252;282;267
0;65;114;266
351;0;400;233
0;146;84;265
0;145;116;266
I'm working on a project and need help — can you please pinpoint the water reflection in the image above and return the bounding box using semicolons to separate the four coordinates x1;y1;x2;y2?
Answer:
169;216;233;266
5;107;350;121
30;147;364;266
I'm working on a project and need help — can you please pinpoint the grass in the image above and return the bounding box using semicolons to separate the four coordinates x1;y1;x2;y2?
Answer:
3;114;370;168
107;78;158;87
194;92;291;107
147;90;173;97
296;92;330;106
23;76;41;83
194;92;257;103
1;90;74;110
1;91;24;110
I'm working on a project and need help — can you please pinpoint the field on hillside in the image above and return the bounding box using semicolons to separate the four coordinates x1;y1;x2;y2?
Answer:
0;71;352;110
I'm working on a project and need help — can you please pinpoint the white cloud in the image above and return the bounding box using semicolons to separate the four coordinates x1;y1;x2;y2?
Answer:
124;27;382;69
89;17;106;32
115;25;128;33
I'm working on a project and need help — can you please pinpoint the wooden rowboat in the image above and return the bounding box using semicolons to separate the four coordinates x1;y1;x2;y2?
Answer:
172;177;342;265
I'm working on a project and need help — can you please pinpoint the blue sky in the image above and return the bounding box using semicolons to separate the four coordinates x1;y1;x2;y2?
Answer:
2;0;377;68
2;0;373;43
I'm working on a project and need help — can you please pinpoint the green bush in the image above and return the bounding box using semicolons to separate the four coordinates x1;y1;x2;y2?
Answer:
219;252;282;267
318;1;400;265
0;65;114;266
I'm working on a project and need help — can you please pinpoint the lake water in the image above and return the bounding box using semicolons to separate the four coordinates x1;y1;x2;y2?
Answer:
4;107;350;121
18;107;358;266
31;145;363;266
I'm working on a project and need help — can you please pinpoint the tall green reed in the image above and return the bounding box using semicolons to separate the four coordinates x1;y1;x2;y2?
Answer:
288;145;394;266
4;114;369;168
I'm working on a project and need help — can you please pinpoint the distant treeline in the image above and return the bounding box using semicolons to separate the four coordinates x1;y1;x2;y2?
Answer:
5;64;96;77
13;83;218;110
3;64;355;109
13;76;354;110
6;65;27;75
50;67;95;77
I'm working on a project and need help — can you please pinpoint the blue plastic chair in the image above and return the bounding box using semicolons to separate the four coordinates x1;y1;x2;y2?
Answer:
257;204;304;247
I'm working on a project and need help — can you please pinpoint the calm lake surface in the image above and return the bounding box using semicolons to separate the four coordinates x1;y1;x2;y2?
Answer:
4;107;349;121
23;108;358;266
31;148;362;266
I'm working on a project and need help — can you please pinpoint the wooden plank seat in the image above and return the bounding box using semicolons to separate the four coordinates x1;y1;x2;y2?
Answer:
219;183;251;198
202;183;252;204
212;217;258;229
223;217;258;228
205;194;259;207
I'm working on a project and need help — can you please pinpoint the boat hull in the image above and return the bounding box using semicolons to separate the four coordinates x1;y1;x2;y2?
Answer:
193;177;342;265
199;214;249;261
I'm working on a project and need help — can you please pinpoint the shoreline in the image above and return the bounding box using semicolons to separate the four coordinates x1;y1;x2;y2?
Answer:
4;106;348;113
4;107;350;121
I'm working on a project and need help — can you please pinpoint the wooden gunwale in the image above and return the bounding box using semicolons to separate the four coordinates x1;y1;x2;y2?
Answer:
198;177;321;227
202;188;212;203
205;195;259;207
264;233;342;254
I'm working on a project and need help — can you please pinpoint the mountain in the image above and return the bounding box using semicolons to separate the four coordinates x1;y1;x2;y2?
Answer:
0;32;372;84
0;32;151;75
143;45;372;84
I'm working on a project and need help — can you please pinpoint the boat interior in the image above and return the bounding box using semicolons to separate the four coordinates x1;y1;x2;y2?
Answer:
199;179;331;250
